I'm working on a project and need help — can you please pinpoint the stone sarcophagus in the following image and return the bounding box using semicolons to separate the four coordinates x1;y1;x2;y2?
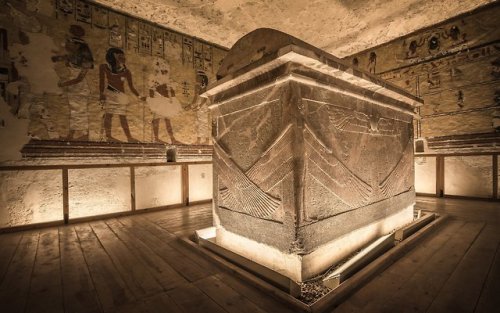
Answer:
203;29;423;282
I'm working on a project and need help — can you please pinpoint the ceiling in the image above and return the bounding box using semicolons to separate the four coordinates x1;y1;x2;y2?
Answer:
95;0;495;57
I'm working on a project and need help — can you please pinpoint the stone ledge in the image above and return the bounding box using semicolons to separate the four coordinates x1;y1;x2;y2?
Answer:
19;139;213;160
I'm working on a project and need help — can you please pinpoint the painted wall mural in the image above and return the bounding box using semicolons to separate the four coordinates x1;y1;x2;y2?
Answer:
0;0;227;147
344;3;500;143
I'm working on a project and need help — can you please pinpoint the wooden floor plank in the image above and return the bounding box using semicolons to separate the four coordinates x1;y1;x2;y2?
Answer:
218;273;297;313
90;221;164;298
0;231;39;313
143;205;212;236
333;220;465;313
59;226;102;313
133;214;219;275
108;295;183;313
155;211;212;224
74;223;135;312
475;238;500;313
143;204;211;222
0;199;497;313
358;222;485;313
120;215;177;242
426;224;500;313
105;218;187;291
118;216;212;282
139;292;185;313
138;212;210;239
166;283;227;313
194;275;267;313
168;239;221;275
25;228;64;313
0;232;22;282
416;198;500;224
113;292;185;313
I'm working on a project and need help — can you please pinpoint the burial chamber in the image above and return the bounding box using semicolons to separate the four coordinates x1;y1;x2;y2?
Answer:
202;28;423;282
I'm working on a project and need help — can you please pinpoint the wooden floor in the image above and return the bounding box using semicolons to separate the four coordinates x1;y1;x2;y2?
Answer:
0;197;498;313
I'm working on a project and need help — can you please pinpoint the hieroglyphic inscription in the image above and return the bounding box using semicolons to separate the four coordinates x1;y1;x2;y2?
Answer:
151;28;164;58
345;4;500;138
92;6;108;29
138;22;152;55
182;37;193;65
125;17;138;52
108;12;124;47
75;0;91;24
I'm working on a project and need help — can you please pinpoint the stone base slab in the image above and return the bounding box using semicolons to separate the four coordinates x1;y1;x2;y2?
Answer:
216;202;414;282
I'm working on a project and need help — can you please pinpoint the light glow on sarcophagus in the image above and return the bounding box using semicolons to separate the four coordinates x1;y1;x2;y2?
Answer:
202;28;423;282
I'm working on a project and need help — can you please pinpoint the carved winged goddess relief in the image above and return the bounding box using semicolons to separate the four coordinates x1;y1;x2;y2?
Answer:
379;139;413;197
328;106;397;136
304;124;374;207
214;140;282;219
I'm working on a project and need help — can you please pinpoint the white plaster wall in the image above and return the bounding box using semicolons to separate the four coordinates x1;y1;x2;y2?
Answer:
0;170;63;227
414;157;437;194
188;163;212;202
444;156;493;198
68;167;131;218
135;165;182;210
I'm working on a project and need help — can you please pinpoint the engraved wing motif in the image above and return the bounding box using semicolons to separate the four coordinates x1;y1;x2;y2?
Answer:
214;141;281;218
379;139;413;197
329;106;397;136
304;125;373;207
329;106;371;133
377;117;396;135
246;124;294;190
